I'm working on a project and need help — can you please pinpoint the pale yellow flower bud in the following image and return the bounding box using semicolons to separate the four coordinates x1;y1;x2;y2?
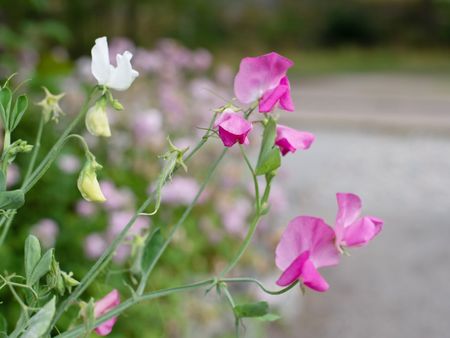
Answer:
85;103;111;137
77;158;106;203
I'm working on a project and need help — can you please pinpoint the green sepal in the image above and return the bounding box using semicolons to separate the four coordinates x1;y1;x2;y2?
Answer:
255;117;281;176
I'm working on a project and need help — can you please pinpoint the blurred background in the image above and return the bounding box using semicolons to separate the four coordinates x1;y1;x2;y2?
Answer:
0;0;449;337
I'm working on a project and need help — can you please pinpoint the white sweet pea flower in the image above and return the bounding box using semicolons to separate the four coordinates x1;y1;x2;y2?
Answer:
91;36;139;91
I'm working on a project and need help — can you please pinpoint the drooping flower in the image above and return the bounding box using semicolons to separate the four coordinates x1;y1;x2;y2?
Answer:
91;37;139;91
334;193;383;249
275;125;315;156
234;52;294;113
275;216;340;292
214;109;253;147
94;289;120;336
77;157;106;203
85;101;111;137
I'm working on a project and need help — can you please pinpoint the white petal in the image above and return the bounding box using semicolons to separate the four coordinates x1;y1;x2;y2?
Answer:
106;51;139;91
91;37;113;85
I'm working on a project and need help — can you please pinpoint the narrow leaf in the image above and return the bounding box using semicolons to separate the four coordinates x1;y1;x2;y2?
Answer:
0;189;25;210
10;94;28;131
29;249;53;286
25;235;41;282
140;228;165;275
0;87;12;127
21;297;55;338
256;313;281;322
0;171;6;191
234;301;269;318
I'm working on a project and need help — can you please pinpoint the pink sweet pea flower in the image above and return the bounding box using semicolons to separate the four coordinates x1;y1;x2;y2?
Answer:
94;289;120;336
234;52;294;113
334;193;383;249
275;125;315;156
214;109;253;147
275;216;340;292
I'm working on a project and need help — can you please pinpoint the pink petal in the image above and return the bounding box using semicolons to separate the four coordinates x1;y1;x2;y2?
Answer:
276;251;310;286
259;81;289;113
215;111;253;147
335;193;362;241
275;216;340;272
301;259;330;292
234;52;293;104
275;125;315;156
278;77;295;111
343;216;384;247
94;289;120;335
94;317;118;336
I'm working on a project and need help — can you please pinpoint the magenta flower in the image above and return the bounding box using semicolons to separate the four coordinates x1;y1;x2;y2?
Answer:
275;125;315;156
275;216;340;292
334;193;383;249
94;289;120;336
214;110;253;147
234;52;294;113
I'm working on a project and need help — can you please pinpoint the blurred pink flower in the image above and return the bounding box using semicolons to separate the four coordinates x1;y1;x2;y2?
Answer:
107;211;150;241
58;154;81;174
234;52;294;113
76;200;97;217
84;233;107;260
100;181;135;210
112;244;131;264
275;125;315;156
132;109;163;145
154;176;206;205
6;164;20;188
214;110;253;147
334;193;383;249
94;289;120;336
31;219;59;248
220;198;252;237
191;49;212;71
276;216;340;292
133;49;162;72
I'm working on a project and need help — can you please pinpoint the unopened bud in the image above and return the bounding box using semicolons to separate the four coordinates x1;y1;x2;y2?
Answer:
77;157;106;203
85;101;111;137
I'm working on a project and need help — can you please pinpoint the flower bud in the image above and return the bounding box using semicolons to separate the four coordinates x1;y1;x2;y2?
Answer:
85;101;111;137
77;157;106;203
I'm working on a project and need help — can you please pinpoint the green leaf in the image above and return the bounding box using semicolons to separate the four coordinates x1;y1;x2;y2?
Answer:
0;87;12;128
256;313;281;322
10;94;28;131
140;228;164;275
25;235;41;283
255;118;281;176
0;314;7;336
28;249;53;286
0;171;5;191
234;301;269;318
21;297;55;338
0;189;25;210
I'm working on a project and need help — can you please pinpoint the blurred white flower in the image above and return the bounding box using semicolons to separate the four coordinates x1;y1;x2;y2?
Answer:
91;36;139;91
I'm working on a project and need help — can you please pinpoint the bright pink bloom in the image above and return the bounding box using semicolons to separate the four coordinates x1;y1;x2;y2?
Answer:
234;52;294;112
94;289;120;336
275;125;315;156
214;109;253;147
275;216;340;292
334;193;383;248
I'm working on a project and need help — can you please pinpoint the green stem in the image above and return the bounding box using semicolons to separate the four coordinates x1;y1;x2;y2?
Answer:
51;120;224;327
23;114;45;182
220;212;262;277
222;278;298;296
239;145;260;212
136;148;228;295
55;279;215;338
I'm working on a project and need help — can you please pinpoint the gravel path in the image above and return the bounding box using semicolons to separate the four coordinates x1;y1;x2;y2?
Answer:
275;73;450;338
